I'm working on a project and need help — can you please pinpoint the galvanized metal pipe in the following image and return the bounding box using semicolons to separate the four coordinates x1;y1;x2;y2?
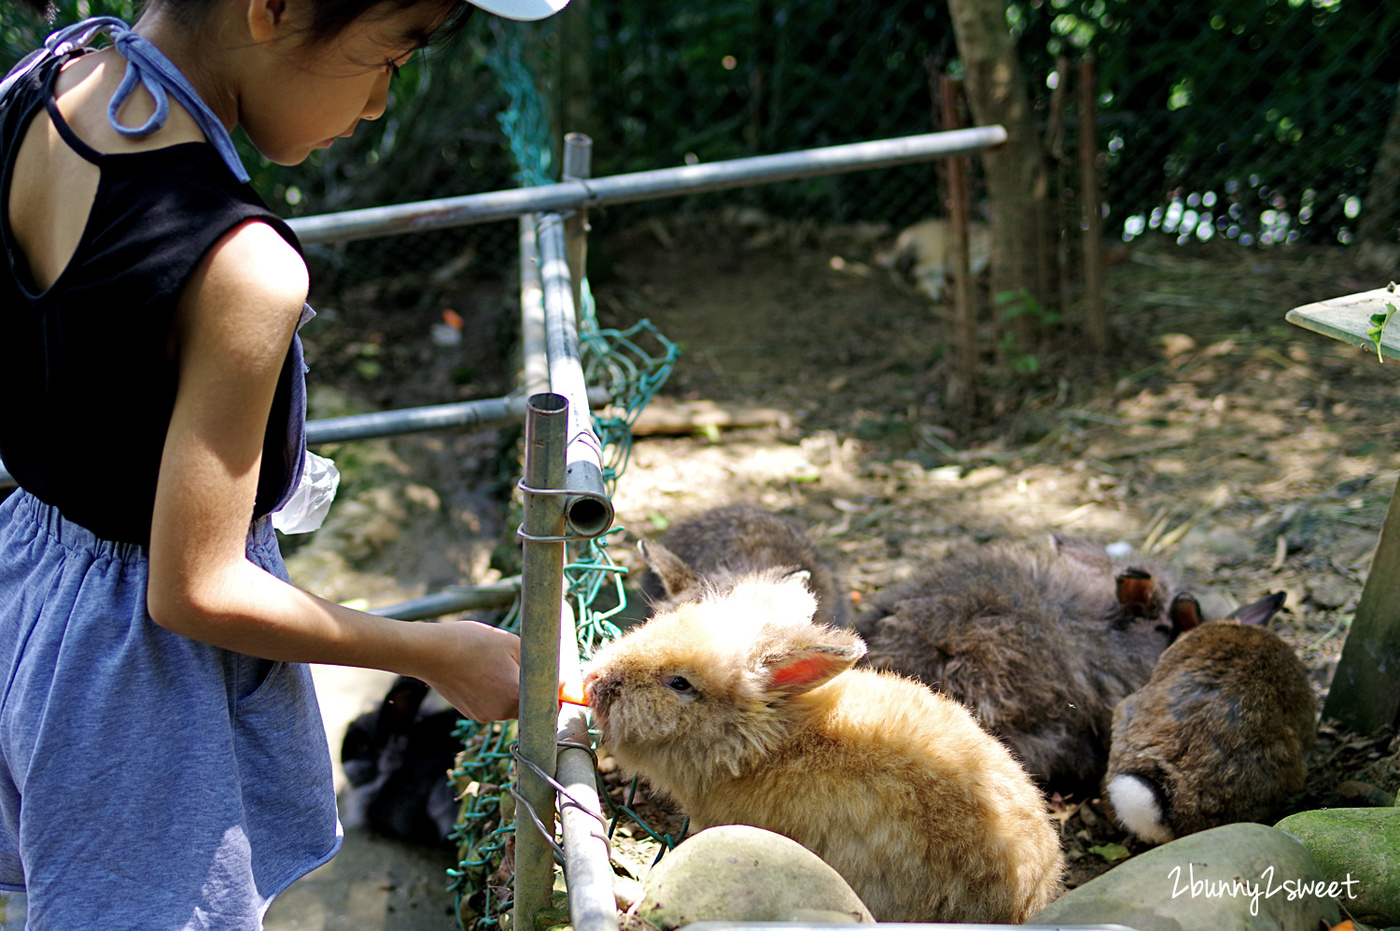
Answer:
514;392;570;930
536;214;613;540
0;389;607;488
288;128;1008;245
562;134;594;320
521;214;551;398
365;579;520;621
556;601;620;931
306;394;530;445
303;388;608;446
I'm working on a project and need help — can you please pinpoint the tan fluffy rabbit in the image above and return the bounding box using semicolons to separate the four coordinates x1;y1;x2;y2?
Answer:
583;567;1065;923
637;503;846;626
854;535;1205;793
1103;591;1315;844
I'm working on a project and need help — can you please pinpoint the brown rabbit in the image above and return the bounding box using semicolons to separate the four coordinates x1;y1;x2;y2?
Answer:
637;503;846;626
854;535;1204;793
583;567;1065;924
1103;592;1315;844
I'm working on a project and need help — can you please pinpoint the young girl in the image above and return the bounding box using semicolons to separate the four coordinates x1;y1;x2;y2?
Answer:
0;0;567;926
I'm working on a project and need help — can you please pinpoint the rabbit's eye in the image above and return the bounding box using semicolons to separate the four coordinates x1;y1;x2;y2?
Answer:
666;676;694;693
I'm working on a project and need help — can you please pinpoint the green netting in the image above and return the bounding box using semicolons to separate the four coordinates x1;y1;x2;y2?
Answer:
447;23;680;931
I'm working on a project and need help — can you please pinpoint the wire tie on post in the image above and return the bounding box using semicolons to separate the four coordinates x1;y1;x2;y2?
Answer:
510;743;614;857
507;780;567;865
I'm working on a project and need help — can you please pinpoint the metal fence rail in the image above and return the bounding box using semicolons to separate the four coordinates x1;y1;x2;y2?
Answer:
284;128;1007;246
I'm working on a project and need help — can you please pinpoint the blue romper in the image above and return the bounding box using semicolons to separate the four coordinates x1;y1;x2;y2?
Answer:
0;20;341;929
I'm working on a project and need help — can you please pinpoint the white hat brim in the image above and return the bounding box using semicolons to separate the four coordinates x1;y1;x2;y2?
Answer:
467;0;570;21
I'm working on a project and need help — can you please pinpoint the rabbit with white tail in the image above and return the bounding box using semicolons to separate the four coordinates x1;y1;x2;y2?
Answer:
1103;591;1314;844
637;504;846;627
854;535;1204;793
583;565;1065;923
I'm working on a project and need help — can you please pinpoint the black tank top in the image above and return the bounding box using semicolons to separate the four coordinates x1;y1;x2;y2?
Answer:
0;53;304;545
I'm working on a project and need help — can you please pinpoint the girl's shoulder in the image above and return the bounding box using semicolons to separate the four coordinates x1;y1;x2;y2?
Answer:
52;47;210;157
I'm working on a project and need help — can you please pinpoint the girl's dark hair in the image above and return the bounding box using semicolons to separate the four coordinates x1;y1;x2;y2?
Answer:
148;0;474;48
294;0;474;47
9;0;53;17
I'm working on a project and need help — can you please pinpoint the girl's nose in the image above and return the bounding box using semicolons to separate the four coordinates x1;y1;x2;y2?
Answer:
362;70;392;121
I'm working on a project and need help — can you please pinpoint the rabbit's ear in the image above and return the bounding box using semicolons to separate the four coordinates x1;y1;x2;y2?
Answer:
639;539;699;601
1053;534;1112;572
1115;569;1155;610
380;676;430;726
1230;591;1287;627
1169;593;1202;634
761;638;865;696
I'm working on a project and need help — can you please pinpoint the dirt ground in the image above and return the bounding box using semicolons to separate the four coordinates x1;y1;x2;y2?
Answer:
287;210;1400;918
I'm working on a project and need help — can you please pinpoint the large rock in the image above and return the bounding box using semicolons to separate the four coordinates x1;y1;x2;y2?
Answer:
1275;807;1400;927
631;825;874;929
1030;823;1341;930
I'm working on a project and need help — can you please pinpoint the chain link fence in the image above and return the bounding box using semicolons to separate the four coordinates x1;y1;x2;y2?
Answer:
304;0;1400;296
5;0;1394;294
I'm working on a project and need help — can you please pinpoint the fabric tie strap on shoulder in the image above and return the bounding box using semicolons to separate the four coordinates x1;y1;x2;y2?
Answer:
0;16;249;182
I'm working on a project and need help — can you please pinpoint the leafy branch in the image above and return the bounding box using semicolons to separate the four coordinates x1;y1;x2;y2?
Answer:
1367;301;1398;363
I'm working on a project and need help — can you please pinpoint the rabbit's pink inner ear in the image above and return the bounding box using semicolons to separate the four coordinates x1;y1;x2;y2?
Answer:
765;646;859;695
1115;569;1154;609
1170;593;1202;632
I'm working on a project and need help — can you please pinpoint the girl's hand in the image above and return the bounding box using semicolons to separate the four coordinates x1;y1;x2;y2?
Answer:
414;620;521;722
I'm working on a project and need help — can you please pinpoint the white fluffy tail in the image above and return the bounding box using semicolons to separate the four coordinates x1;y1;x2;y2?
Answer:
1105;773;1175;845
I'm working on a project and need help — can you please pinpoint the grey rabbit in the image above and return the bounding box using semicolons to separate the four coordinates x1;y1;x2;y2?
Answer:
1103;591;1315;844
854;535;1207;793
583;565;1065;923
637;503;846;626
340;676;461;848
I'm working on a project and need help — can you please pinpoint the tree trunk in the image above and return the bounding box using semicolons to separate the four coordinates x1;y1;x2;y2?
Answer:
944;0;1054;349
1358;81;1400;246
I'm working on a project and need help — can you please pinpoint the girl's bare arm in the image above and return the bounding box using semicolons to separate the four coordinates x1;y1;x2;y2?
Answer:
146;220;519;722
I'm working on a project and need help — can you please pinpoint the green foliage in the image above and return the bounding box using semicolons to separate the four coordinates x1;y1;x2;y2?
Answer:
1011;0;1400;246
4;0;1397;276
1368;302;1397;363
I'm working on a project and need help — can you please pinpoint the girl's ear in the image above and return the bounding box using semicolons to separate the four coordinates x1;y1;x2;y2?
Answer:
247;0;292;44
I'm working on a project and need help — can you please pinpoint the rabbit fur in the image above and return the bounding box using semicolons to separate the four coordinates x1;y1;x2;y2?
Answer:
637;504;846;627
854;535;1204;793
1103;592;1315;844
583;567;1065;923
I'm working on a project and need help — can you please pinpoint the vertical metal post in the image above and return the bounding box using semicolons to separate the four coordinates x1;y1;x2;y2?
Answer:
515;393;569;931
562;134;593;322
